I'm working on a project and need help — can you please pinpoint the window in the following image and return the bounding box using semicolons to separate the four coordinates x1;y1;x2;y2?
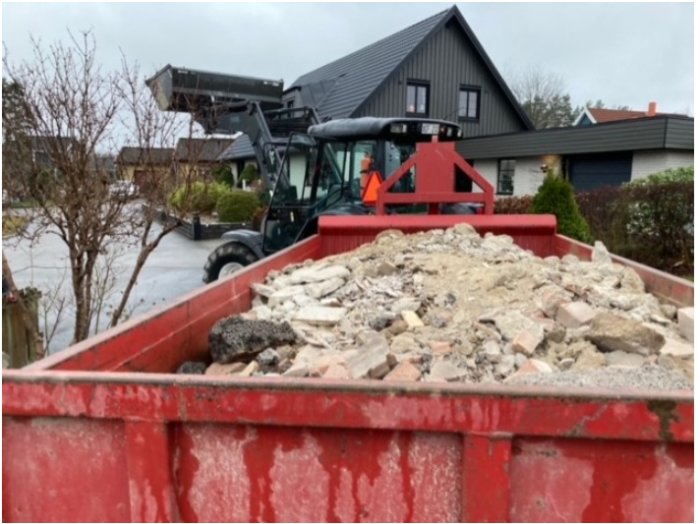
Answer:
286;100;294;109
459;87;480;120
33;150;51;167
406;81;429;115
497;159;515;195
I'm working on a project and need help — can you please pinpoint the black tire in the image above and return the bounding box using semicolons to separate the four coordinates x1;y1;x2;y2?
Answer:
202;241;260;283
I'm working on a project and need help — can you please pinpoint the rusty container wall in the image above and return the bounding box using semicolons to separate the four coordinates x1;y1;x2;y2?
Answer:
2;215;694;523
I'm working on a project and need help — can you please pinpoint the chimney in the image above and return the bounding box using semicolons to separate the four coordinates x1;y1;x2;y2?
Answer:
647;101;657;117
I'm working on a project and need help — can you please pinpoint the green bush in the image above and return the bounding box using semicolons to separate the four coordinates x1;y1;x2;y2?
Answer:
214;165;234;187
169;181;230;214
215;190;260;223
625;166;693;187
237;164;260;188
532;172;592;242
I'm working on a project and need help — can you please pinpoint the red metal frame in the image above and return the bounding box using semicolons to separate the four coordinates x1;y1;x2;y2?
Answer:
375;140;495;215
2;215;694;523
2;373;694;522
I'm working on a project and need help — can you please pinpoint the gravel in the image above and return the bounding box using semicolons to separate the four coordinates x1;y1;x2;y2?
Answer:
507;364;692;391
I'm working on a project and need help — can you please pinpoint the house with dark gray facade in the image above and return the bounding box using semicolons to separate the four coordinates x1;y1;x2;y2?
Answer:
458;113;694;195
219;5;532;169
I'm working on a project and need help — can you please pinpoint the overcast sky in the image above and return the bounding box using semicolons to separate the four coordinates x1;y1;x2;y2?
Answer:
2;2;694;116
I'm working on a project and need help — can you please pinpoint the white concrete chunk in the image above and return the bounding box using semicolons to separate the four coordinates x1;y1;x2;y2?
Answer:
678;307;694;342
289;265;350;284
294;306;347;326
250;282;275;298
346;331;390;379
305;277;346;299
268;286;307;307
427;361;467;382
660;338;694;358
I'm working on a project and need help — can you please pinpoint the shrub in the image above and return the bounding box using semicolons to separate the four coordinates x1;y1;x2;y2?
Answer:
169;181;230;214
214;165;234;187
622;181;693;273
216;190;260;223
532;172;591;242
576;180;693;275
495;195;534;214
237;164;260;188
625;166;693;187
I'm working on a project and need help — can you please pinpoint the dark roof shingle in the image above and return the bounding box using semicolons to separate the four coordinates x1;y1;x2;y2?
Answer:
117;147;174;166
218;135;255;161
288;9;447;120
174;138;234;162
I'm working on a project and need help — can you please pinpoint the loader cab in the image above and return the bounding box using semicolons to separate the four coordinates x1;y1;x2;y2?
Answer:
261;117;463;254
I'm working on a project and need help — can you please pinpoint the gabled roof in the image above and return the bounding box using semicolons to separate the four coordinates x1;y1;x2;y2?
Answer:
218;135;254;161
174;138;233;162
117;147;174;166
287;6;533;129
573;106;686;126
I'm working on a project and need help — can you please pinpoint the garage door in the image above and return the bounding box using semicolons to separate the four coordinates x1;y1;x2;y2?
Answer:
568;153;632;192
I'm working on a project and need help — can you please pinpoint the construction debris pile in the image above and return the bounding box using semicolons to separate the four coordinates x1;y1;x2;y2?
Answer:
179;224;694;390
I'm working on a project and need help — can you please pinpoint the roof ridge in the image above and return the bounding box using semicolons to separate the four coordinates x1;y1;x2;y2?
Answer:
290;8;449;87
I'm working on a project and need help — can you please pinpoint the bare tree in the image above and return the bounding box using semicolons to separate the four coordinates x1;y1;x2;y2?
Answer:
37;270;70;353
2;32;201;343
106;58;186;326
2;32;130;341
510;66;576;129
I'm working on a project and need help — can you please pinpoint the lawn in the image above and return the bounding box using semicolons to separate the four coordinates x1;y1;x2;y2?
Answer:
2;213;28;237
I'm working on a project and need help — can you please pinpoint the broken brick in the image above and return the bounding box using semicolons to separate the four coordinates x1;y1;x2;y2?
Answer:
384;361;422;382
512;330;541;356
556;301;596;328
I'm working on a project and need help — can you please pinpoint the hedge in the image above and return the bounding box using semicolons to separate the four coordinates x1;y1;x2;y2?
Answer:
215;190;260;223
169;181;230;214
577;180;693;275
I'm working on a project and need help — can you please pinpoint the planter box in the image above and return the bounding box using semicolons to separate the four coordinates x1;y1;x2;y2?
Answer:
152;207;253;240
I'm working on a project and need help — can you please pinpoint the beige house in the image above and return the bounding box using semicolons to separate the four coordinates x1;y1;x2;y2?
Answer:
174;138;234;184
116;147;175;192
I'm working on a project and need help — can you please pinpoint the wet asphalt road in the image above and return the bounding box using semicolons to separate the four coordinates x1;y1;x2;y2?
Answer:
4;206;229;354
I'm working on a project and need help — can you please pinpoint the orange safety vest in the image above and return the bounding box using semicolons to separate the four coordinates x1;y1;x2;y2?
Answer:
361;171;382;205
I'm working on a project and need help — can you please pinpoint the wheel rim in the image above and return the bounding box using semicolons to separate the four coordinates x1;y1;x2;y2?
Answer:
219;262;244;278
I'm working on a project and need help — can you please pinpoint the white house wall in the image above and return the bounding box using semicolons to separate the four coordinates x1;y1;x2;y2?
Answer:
472;159;497;192
473;156;548;197
631;150;694;181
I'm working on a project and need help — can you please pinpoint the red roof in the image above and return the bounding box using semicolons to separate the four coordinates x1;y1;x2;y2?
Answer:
588;107;648;123
587;107;684;124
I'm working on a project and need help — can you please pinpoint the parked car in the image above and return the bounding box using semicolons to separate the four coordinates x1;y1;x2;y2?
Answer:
109;181;138;200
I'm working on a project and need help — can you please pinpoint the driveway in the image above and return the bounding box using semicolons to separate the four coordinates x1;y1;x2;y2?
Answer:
4;210;229;354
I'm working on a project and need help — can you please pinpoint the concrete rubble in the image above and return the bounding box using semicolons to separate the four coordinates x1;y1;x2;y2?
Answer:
179;225;693;391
